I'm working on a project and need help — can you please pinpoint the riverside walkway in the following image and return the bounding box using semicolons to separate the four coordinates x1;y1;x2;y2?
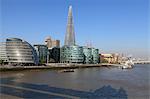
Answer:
0;63;121;71
2;62;149;71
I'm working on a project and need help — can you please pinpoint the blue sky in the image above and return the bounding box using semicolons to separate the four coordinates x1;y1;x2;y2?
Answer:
0;0;149;59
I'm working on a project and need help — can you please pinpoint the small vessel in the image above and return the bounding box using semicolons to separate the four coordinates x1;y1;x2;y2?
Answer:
16;73;24;77
121;59;134;69
58;69;75;73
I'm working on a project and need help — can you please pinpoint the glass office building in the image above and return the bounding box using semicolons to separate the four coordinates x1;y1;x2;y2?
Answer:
83;47;93;64
48;47;60;63
60;45;84;63
34;45;48;64
92;48;100;64
0;38;38;65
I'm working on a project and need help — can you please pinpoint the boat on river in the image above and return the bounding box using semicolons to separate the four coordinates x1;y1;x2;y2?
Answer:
58;69;75;73
120;59;134;69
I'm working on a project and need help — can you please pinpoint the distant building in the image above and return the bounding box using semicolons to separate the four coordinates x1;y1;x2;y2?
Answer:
0;38;38;65
52;40;60;48
48;47;60;63
45;36;52;48
100;54;113;63
34;45;48;64
100;53;120;63
45;36;60;49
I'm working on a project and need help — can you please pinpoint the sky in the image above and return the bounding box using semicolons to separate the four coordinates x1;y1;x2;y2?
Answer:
0;0;149;59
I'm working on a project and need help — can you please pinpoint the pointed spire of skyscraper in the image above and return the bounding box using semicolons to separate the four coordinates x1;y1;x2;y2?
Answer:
64;5;75;46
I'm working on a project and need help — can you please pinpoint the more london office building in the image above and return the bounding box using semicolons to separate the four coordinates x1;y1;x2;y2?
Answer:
60;45;100;64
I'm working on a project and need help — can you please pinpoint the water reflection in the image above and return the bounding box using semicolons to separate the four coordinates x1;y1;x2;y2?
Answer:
0;77;128;99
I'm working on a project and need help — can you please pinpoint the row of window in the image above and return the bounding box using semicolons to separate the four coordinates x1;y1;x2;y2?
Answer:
7;55;34;58
9;59;33;61
6;43;29;46
7;52;33;55
6;46;31;49
6;49;33;52
61;59;83;62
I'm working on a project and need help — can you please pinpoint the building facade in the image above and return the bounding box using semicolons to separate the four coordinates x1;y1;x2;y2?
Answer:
83;47;93;64
52;40;60;48
100;53;120;63
60;45;84;63
0;38;38;65
34;45;48;64
48;47;60;63
0;42;8;62
45;36;60;49
92;48;100;64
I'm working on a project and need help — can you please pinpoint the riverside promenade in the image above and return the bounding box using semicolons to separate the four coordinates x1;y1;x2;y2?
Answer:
0;63;121;71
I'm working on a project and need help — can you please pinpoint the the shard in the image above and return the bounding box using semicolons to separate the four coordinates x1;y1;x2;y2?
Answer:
64;5;75;46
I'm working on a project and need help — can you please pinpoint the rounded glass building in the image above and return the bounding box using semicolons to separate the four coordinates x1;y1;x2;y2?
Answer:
60;45;84;63
1;38;38;65
0;42;8;62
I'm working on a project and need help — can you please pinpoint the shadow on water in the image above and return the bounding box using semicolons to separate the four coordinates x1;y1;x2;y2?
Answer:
0;77;128;99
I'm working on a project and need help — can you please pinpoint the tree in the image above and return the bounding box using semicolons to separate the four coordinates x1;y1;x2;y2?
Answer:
0;59;4;65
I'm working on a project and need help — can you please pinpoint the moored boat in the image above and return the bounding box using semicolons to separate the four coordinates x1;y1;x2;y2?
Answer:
120;59;134;69
58;69;75;73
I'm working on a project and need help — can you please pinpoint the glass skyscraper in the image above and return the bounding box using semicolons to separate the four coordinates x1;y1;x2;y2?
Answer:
64;5;75;46
60;6;84;63
60;6;100;64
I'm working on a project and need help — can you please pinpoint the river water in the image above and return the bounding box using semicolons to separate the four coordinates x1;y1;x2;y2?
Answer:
0;64;150;99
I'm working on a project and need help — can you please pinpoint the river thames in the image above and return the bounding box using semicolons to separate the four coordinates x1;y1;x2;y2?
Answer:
0;64;149;99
